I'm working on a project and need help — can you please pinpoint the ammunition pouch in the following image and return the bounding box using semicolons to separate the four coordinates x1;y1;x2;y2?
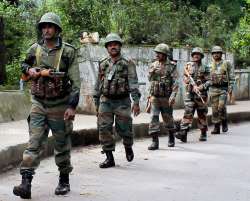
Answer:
101;78;129;98
150;81;172;97
211;73;228;87
31;76;70;99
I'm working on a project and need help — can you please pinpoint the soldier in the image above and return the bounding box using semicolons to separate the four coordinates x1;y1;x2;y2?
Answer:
209;46;235;134
93;33;141;168
176;47;210;142
13;12;80;199
147;43;179;150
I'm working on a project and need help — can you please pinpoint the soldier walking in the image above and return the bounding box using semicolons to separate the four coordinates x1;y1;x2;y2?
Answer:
147;43;179;150
13;12;80;199
209;46;235;134
176;47;210;142
93;33;141;168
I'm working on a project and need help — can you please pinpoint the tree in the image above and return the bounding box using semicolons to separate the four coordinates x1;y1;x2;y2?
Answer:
38;0;111;44
0;16;6;84
0;0;19;84
0;0;38;85
0;0;248;86
232;0;250;67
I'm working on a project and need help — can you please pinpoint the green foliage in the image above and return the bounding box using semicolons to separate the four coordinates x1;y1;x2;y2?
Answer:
0;0;37;60
38;0;111;45
1;0;249;85
184;4;230;48
5;58;22;86
0;0;38;85
112;1;171;44
43;0;246;66
231;1;250;67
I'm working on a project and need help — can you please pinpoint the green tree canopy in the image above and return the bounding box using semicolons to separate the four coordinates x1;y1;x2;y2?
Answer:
0;0;249;86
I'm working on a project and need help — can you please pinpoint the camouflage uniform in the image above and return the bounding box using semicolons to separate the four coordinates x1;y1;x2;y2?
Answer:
181;62;210;129
148;60;179;143
94;55;141;151
146;43;178;149
178;48;210;142
20;37;80;175
13;12;80;199
209;46;235;133
93;33;141;168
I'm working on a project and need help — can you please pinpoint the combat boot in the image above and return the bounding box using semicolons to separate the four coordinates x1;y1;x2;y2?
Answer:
125;147;134;162
168;131;175;147
175;129;187;143
13;172;33;199
199;129;207;141
222;119;228;132
148;134;159;150
55;173;70;195
99;151;115;168
211;123;220;134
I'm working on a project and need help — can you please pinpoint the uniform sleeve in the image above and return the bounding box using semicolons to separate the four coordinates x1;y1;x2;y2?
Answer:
203;64;211;90
147;63;154;96
93;62;102;109
67;48;81;109
128;60;141;104
148;63;155;81
171;66;179;97
183;63;190;86
227;61;235;89
21;44;37;74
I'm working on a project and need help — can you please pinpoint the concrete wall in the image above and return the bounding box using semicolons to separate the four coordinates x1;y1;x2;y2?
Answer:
0;46;248;120
234;69;250;100
0;91;30;123
77;44;235;113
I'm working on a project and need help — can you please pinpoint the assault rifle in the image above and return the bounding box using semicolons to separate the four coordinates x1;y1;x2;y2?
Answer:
39;69;65;77
21;67;65;81
145;96;151;113
184;67;205;104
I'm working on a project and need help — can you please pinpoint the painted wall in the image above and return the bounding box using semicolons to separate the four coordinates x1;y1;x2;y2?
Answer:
77;44;236;113
0;91;30;123
234;69;250;100
1;45;248;121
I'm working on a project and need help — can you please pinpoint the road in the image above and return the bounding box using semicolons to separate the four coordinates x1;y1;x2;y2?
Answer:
1;122;250;201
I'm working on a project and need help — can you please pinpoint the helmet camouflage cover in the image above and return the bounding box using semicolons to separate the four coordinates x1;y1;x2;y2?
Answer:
38;12;62;32
211;46;223;53
191;47;204;58
105;33;123;47
154;43;169;55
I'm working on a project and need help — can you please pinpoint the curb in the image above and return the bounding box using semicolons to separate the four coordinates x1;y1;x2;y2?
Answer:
1;111;250;173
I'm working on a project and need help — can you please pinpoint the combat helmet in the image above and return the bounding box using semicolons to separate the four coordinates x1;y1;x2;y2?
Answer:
211;46;223;54
38;12;62;32
191;47;204;58
154;43;169;55
104;33;123;48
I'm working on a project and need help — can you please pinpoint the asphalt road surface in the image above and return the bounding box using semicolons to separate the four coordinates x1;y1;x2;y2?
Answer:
1;122;250;201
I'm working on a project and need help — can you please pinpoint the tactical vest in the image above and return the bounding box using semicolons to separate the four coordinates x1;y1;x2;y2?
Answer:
100;58;129;98
210;60;229;87
185;62;208;92
149;62;175;97
31;44;70;99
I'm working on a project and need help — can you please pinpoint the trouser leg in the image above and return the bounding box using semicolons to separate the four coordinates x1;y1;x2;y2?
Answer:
20;104;48;175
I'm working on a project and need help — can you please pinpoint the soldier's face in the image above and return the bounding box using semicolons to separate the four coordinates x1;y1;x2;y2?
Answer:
212;52;222;60
107;42;121;57
41;23;58;40
192;53;202;62
156;52;167;62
